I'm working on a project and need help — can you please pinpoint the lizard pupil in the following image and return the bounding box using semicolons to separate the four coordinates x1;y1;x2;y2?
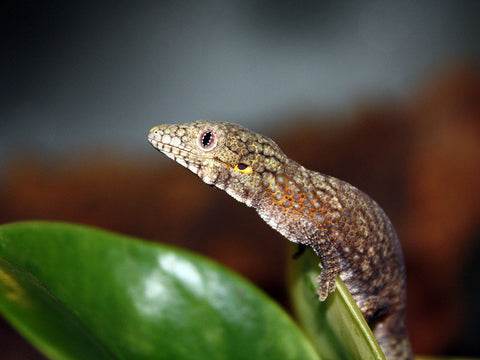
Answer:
201;131;214;148
237;163;248;170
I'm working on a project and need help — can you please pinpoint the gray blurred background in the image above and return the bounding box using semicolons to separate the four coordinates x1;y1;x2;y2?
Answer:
2;0;479;168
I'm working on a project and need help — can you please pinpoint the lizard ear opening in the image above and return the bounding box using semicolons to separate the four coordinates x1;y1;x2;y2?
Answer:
198;130;217;151
234;163;253;173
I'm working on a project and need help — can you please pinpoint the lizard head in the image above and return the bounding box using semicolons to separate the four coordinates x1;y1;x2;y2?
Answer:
148;120;287;206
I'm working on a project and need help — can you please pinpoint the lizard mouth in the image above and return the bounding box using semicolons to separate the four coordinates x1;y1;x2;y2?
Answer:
148;137;211;159
147;135;214;175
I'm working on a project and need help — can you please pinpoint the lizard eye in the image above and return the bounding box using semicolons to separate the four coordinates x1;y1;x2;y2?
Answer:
234;163;253;173
198;130;217;151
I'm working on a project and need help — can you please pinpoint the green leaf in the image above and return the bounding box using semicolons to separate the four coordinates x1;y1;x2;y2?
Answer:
0;221;320;360
0;257;115;360
288;245;385;360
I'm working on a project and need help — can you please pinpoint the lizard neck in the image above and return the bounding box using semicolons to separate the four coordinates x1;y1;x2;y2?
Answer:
218;157;310;211
253;161;331;242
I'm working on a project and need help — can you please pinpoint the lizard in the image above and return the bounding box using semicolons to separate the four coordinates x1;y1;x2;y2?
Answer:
147;120;413;360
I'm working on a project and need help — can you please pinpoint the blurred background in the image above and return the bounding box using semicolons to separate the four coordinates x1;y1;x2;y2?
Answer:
1;1;479;358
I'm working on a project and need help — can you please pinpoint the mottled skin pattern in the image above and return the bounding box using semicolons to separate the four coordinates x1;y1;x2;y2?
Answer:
148;120;412;360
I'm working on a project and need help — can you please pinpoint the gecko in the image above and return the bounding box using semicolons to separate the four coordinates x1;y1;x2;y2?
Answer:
147;120;413;360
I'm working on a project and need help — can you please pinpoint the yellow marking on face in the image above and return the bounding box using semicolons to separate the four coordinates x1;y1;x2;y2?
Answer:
234;164;253;173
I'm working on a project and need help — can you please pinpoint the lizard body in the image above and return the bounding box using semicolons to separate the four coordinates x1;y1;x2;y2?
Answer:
148;120;412;360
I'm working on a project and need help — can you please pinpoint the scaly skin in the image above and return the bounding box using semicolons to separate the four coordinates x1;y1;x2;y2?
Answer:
148;120;413;360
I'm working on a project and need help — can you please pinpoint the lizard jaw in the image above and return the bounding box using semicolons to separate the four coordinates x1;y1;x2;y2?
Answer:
147;134;207;175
